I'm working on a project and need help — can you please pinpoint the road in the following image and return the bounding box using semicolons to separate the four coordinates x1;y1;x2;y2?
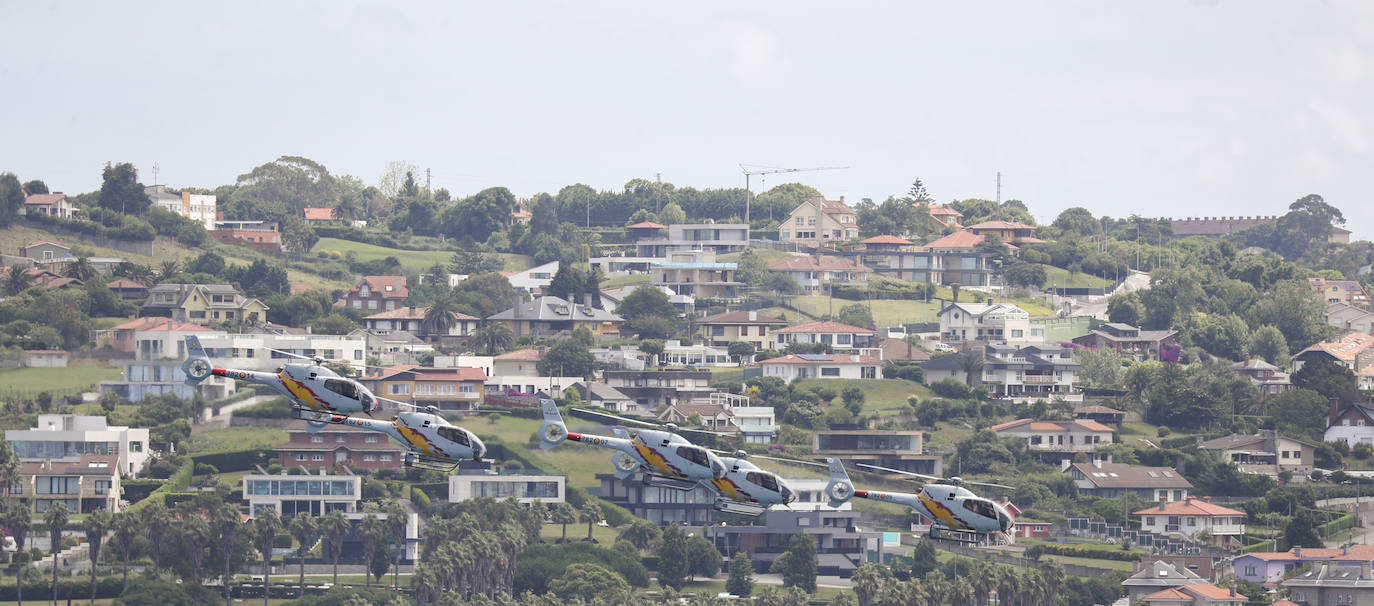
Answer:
1070;270;1152;320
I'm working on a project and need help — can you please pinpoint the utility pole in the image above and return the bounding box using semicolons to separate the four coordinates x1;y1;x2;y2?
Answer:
656;173;663;214
740;164;849;226
151;162;160;187
425;168;432;192
995;172;1001;205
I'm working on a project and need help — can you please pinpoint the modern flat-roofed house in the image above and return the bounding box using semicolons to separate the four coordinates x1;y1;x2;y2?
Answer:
767;255;871;295
243;469;361;517
1067;461;1192;501
696;310;787;351
813;428;941;476
780;197;859;247
210;219;282;253
141;283;268;326
712;509;882;579
651;249;742;299
1072;323;1179;361
1197;430;1315;478
760;353;883;383
634;223;750;257
448;473;565;504
1074;405;1126;426
922;344;1080;404
340;276;409;314
146;185;217;230
361;365;487;411
276;420;405;471
597;472;716;526
773;321;876;352
1134;497;1246;542
12;455;121;513
6;414;151;477
487;295;625;340
22;193;75;218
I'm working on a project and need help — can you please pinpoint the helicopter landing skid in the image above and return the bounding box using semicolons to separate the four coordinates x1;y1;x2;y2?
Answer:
644;475;701;491
713;500;767;517
293;408;349;425
403;452;459;472
929;527;984;545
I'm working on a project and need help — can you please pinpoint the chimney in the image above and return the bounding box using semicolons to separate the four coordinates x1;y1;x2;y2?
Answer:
584;293;592;308
1093;459;1102;469
1295;546;1303;557
951;283;961;303
1344;545;1351;555
839;195;845;203
1158;498;1166;512
1229;588;1237;597
1331;397;1342;426
1185;496;1193;506
748;311;757;322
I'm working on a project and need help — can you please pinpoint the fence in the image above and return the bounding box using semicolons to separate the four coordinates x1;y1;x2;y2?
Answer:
1064;517;1222;556
930;540;1123;578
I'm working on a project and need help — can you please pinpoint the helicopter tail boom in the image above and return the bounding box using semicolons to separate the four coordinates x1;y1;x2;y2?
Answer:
825;458;857;508
537;399;568;450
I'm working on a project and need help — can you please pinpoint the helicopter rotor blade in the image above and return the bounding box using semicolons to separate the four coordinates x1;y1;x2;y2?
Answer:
569;408;666;430
748;454;830;468
264;347;313;361
676;426;735;437
961;479;1015;490
375;396;424;410
854;463;943;482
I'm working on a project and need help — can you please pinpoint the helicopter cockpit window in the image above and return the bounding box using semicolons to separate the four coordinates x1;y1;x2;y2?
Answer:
965;498;996;519
746;472;778;491
322;379;359;399
437;426;470;446
676;446;709;466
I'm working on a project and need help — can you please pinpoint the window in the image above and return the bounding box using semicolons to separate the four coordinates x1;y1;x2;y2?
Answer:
745;472;779;491
311;454;324;461
389;384;410;395
820;367;840;377
676;446;709;466
1146;517;1155;525
367;300;378;310
352;300;362;309
190;310;206;319
795;217;804;226
438;426;471;446
323;378;360;399
380;454;392;462
1244;565;1256;576
311;435;324;443
861;366;877;379
366;435;379;443
296;453;307;461
711;326;725;336
1010;329;1023;338
836;334;852;345
1282;451;1290;459
336;434;346;443
363;454;377;462
1187;517;1196;526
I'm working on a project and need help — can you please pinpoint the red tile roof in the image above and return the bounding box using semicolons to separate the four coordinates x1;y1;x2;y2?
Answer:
1133;498;1244;517
914;203;962;217
111;317;211;332
105;279;147;289
774;321;874;335
1296;331;1374;362
759;353;882;365
495;348;541;361
1178;584;1242;601
967;220;1036;230
364;365;486;382
860;235;915;245
767;256;871;273
24;194;69;206
923;230;985;249
697;310;787;325
626;221;666;229
303;207;337;221
354;276;409;299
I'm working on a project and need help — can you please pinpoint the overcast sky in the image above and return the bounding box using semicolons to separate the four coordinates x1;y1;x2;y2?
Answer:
4;1;1373;237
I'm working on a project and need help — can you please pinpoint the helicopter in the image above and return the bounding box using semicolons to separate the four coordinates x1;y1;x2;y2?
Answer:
824;458;1015;544
316;402;489;471
537;400;727;487
181;335;380;426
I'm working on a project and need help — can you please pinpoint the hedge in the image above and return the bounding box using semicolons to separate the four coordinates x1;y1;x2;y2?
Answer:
1027;543;1138;562
120;479;165;503
0;575;124;601
189;448;270;473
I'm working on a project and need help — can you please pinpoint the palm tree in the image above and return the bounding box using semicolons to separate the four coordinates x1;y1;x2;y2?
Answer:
154;260;180;283
253;508;282;606
923;575;950;606
959;352;985;388
142;501;169;576
44;502;68;604
126;264;155;287
950;578;974;606
358;512;384;589
1038;561;1065;606
82;510;110;606
616;519;661;553
4;503;31;606
287;513;316;598
421;295;461;338
469;322;514;355
968;561;992;606
111;512;137;591
4;265;32;296
551;503;576;543
384;503;408;590
579;501;603;542
318;511;348;586
178;513;211;584
213;504;242;606
63;257;96;282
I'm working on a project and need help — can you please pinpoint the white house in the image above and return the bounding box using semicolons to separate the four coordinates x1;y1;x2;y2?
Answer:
660;340;733;367
146;185;217;230
759;353;883;384
505;261;559;295
6;415;151;477
938;301;1038;345
134;331;367;372
1325;401;1374;447
921;344;1081;403
990;419;1114;454
362;306;479;338
1134;497;1246;541
448;473;564;504
772;321;877;352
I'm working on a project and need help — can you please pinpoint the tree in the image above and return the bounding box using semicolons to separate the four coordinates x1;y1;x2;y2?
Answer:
1190;313;1250;360
579;501;603;542
548;562;632;603
143;501;170;576
537;338;596;378
850;562;892;606
1249;325;1290;368
64;257;97;282
1052;207;1100;237
1077;347;1124;387
253;507;282;606
469;322;515;355
616;519;661;553
660;201;687;225
551;503;577;543
0;173;24;227
838;303;874;330
547;265;586;302
83;510;111;606
99;162;150;215
1247;280;1334;352
728;341;756;366
213;503;244;606
770;533;817;593
288;513;316;597
421;294;462;337
910;538;938;579
726;551;755;598
639;339;665;366
1107;292;1144;326
1284;509;1324;549
657;523;689;590
358;513;383;589
44;502;68;601
617;285;680;338
4;265;33;296
319;510;348;586
686;534;721;580
4;502;31;605
958;353;984;388
1293;356;1362;405
1002;263;1048;289
384;503;408;589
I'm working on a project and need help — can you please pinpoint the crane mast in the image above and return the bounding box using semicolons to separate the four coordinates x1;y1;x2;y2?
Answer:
740;164;849;225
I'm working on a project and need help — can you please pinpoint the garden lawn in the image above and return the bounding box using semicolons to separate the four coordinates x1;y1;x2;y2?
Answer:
601;273;652;289
0;366;120;394
539;522;622;544
1039;265;1112;289
789;378;931;413
185;425;288;455
311;237;533;273
790;296;941;327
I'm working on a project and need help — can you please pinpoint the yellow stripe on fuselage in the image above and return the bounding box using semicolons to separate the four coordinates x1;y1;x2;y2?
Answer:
396;424;441;456
919;494;970;530
633;441;680;478
280;375;327;410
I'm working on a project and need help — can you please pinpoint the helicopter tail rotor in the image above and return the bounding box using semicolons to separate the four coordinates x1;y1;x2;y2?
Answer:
824;458;856;508
181;336;214;386
537;399;568;451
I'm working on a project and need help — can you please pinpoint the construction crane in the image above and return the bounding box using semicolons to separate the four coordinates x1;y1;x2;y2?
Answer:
740;164;849;224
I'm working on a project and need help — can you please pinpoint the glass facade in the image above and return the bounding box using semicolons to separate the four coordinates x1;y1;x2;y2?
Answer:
245;478;356;496
470;480;560;499
11;441;119;459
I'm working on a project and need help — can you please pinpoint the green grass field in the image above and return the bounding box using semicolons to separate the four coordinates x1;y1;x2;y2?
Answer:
1039;265;1112;289
186;425;288;455
601;273;652;289
0;365;121;394
311;237;533;273
790;378;931;413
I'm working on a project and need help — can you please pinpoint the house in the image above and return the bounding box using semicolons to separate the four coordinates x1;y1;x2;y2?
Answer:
349;328;434;366
760;353;883;383
1327;302;1374;334
651;249;742;299
634;223;750;257
767;254;871;295
1134;497;1246;541
877;338;932;363
712;509;882;578
780;197;860;247
990;418;1114;461
589;346;649;371
361;306;479;339
657;392;776;444
22;193;75;218
1169;216;1279;238
487;295;625;340
1122;560;1209;604
339;276;409;314
105;278;150;301
23;350;68;368
813;428;942;476
100;359;236;402
849;235;926;281
660;340;733;367
1071;323;1179;361
509;200;532;225
449;474;564;504
302;206;339;225
1231;359;1292;395
625;221;666;241
140;283;269;326
938;301;1036;346
1235;545;1374;585
1293;331;1374;381
5;414;151;477
18;240;70;263
921;231;993;287
965;220;1044;246
1067;461;1192;501
505;261;559;295
772;320;877;352
571;381;641;414
695;310;787;351
360;366;486;411
922;344;1081;404
210;220;282;253
173;332;367;372
913;203;963;228
845;235;988;285
1283;561;1374;605
1325;400;1374;447
94;316;212;356
10;455;121;513
1329;226;1353;244
1074;405;1126;426
597;472;717;526
1309;277;1371;308
243;468;361;517
603;368;712;409
276;420;405;471
146;185;217;230
1141;584;1245;606
493;349;542;376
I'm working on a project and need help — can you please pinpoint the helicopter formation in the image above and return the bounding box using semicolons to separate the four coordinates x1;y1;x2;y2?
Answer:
181;335;1015;536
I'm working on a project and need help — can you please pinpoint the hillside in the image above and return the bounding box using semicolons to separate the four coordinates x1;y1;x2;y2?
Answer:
311;237;534;273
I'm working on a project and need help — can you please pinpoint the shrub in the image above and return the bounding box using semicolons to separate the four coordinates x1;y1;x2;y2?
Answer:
513;541;649;595
1157;426;1171;438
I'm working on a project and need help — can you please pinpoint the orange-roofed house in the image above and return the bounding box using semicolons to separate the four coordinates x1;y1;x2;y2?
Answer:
965;220;1044;245
105;278;150;301
22;193;75;219
1236;545;1374;584
1135;497;1246;542
913;203;963;228
362;305;479;339
759;353;883;384
780;196;859;248
340;276;409;314
766;254;871;294
921;230;994;287
1292;331;1374;386
1142;584;1245;606
97;316;212;356
302;206;340;225
772;321;877;352
360;366;487;411
990;418;1113;461
625;221;666;241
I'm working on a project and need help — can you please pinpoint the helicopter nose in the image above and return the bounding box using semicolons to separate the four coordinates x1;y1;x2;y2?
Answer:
472;439;486;462
711;458;727;480
781;485;795;504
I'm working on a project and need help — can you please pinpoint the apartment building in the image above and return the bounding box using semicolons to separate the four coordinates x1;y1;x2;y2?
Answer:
813;428;942;476
360;366;487;411
11;455;122;513
6;415;150;477
276;420;405;471
634;223;750;257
